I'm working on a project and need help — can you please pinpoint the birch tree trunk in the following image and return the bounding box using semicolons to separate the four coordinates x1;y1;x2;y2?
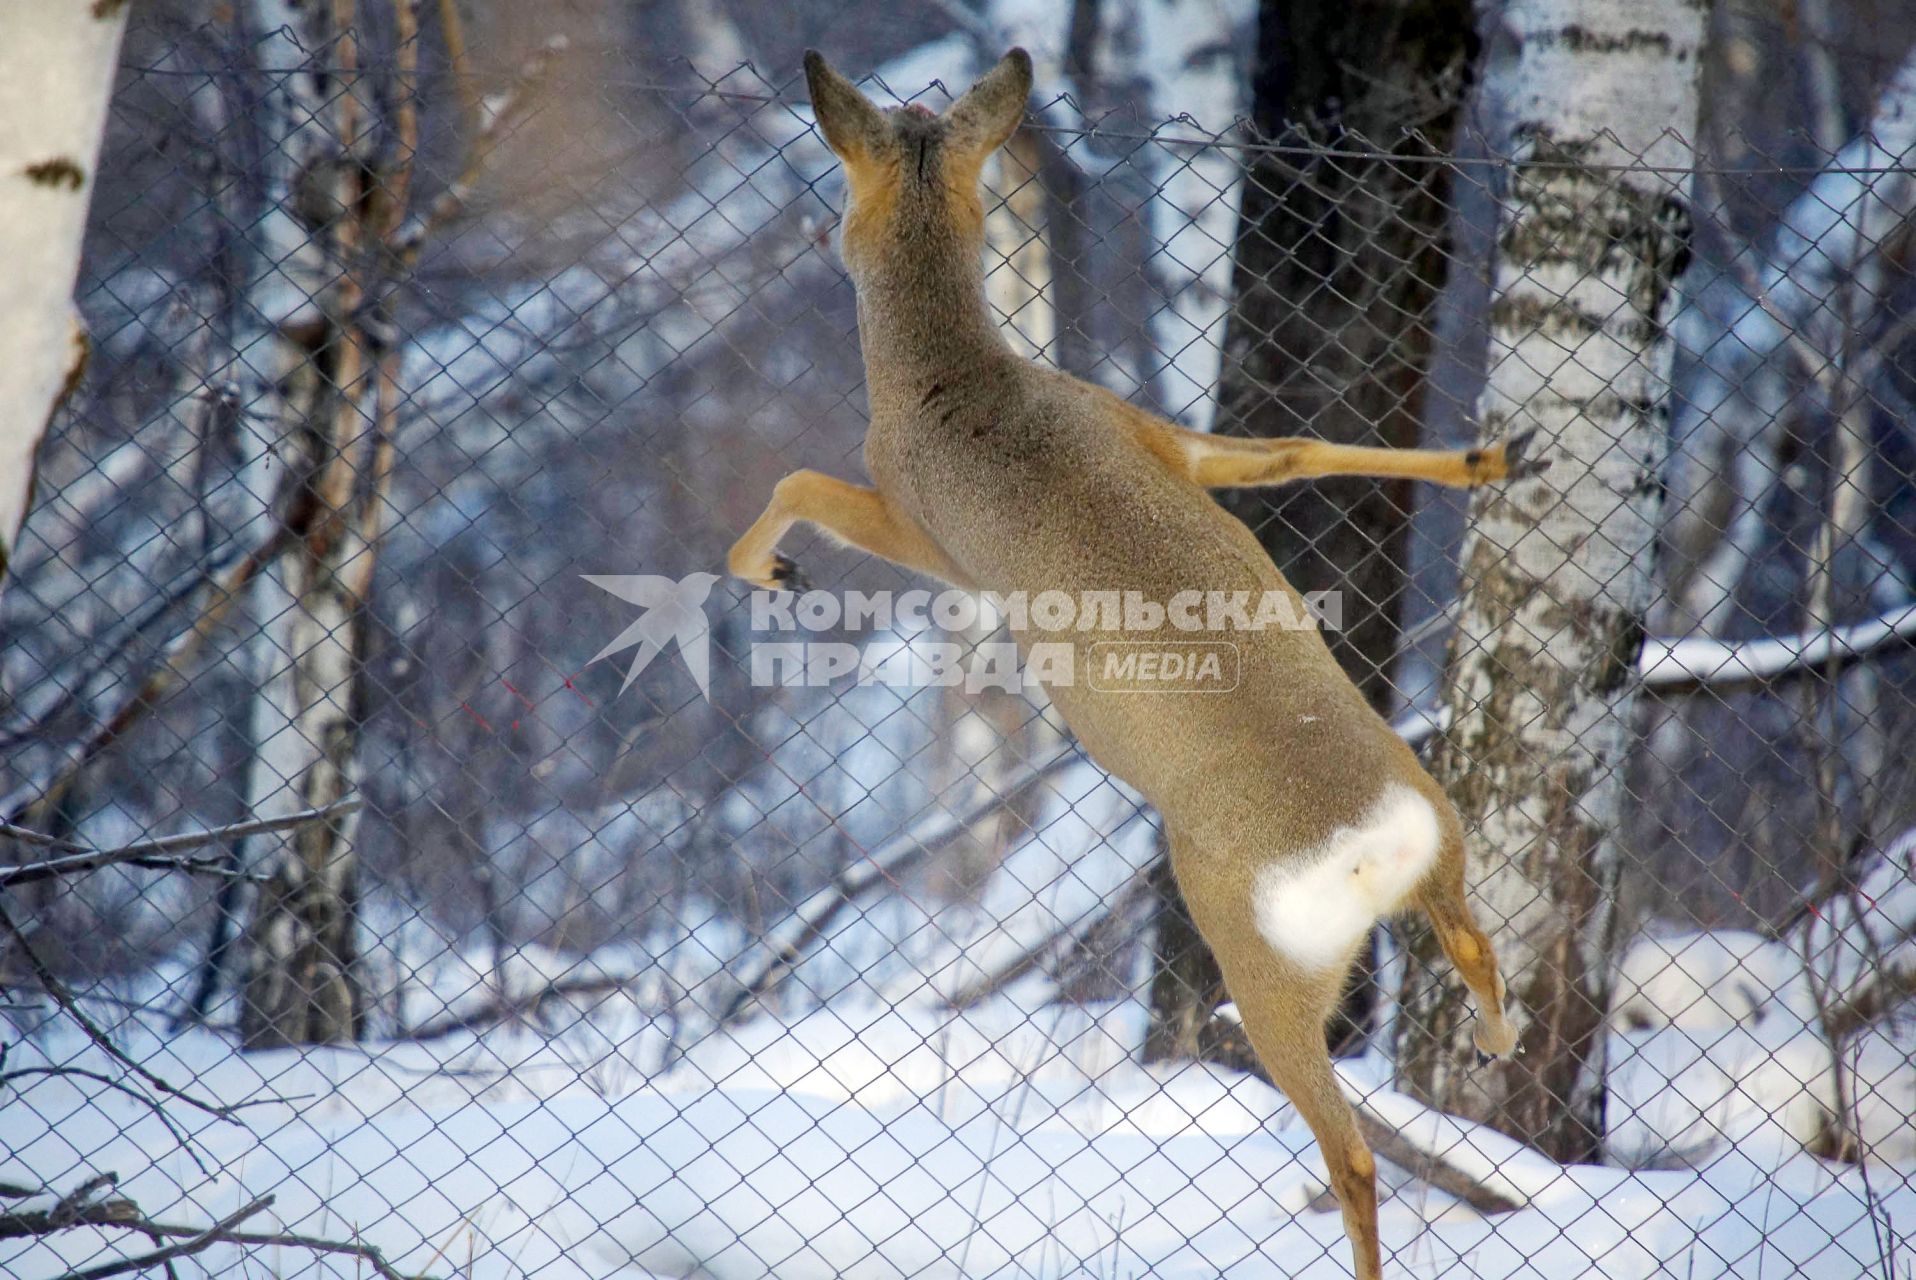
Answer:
238;0;406;1048
1395;0;1702;1162
0;1;128;589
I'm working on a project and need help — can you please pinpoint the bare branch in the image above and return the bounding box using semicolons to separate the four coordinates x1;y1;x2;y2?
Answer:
718;751;1080;1027
392;34;569;260
51;1195;275;1280
1192;1014;1525;1214
943;867;1152;1010
386;0;421;236
3;522;298;828
0;801;361;888
0;1066;242;1173
434;0;476;145
0;899;263;1126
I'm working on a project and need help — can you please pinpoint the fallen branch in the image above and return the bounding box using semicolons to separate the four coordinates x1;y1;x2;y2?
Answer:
2;1174;416;1280
1194;1015;1524;1215
943;866;1153;1010
0;800;358;888
1637;601;1916;690
403;972;637;1043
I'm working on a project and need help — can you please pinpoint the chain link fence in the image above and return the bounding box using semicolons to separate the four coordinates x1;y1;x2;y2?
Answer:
3;10;1916;1280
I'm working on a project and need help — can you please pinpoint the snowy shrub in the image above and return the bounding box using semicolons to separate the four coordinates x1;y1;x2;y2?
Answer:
1609;929;1819;1035
1607;1020;1836;1166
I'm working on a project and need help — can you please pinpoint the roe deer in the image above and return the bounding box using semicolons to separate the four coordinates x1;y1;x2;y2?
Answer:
728;49;1529;1279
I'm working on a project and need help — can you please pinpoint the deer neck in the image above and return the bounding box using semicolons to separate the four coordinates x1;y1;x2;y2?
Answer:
854;239;1012;415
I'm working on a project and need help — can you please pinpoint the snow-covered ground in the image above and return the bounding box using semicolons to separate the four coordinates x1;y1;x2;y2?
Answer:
5;968;1913;1280
7;767;1914;1278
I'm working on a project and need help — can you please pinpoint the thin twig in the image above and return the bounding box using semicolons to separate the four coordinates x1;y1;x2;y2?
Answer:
718;751;1078;1027
0;898;261;1127
392;34;569;259
2;520;300;829
0;851;269;887
0;1067;218;1174
0;801;361;887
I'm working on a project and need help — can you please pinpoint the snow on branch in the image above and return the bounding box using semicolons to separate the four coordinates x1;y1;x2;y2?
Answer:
1637;601;1916;690
1397;602;1916;746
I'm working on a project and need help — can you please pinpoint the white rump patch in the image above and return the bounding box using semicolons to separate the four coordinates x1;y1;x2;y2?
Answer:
1251;785;1441;970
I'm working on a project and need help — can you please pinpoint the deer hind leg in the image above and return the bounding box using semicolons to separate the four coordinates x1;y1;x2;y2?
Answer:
1171;843;1382;1278
1416;839;1518;1060
1166;427;1550;490
1229;975;1383;1280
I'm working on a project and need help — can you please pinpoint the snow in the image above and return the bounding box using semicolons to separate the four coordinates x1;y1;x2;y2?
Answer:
6;946;1914;1279
1607;928;1916;1168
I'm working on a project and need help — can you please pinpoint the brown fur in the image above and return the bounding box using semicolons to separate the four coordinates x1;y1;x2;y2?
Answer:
729;49;1525;1280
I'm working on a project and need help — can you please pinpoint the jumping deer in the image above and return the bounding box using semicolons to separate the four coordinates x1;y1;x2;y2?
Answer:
728;49;1527;1279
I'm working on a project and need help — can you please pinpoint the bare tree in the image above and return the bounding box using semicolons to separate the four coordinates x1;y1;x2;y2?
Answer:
230;0;388;1047
233;0;563;1047
0;2;129;589
1395;0;1703;1162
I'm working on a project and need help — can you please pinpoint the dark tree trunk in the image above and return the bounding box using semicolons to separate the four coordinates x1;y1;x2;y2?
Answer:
1147;0;1477;1059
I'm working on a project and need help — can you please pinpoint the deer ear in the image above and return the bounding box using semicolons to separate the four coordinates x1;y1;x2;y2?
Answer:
943;48;1033;167
805;50;887;163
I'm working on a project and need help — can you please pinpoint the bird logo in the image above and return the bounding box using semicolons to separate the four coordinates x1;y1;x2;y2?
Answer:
582;572;720;698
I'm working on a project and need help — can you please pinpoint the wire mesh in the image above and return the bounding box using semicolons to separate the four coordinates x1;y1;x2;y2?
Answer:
3;11;1916;1280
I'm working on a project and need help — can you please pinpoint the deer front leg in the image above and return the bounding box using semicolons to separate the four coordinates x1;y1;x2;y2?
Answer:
1138;414;1549;490
727;469;972;591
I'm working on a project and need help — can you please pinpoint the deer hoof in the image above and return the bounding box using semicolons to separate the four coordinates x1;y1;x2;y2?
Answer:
1501;427;1551;481
769;553;812;593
